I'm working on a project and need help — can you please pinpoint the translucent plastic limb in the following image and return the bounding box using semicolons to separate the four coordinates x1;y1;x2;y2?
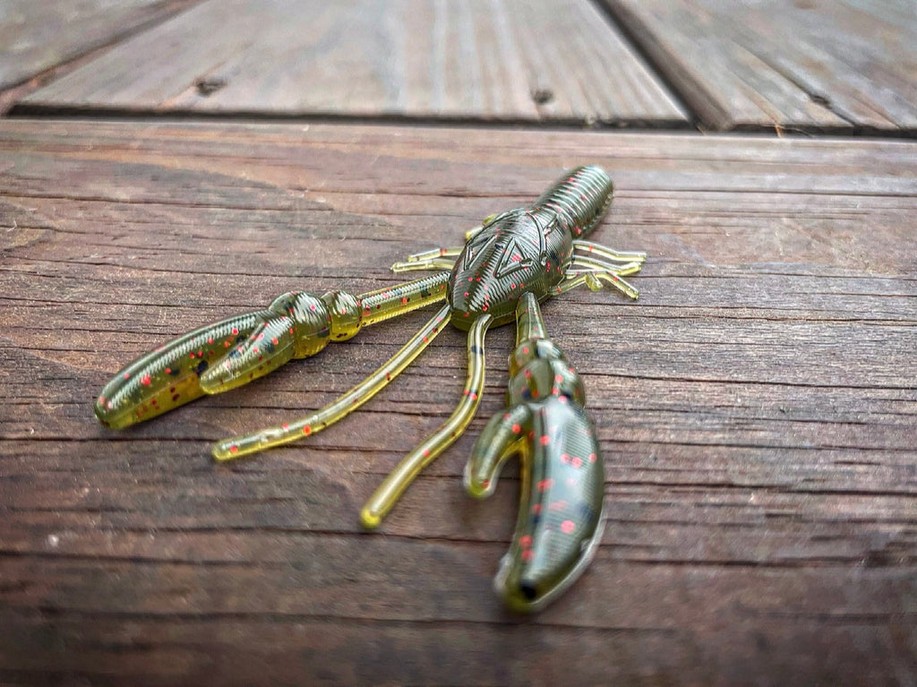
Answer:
356;272;450;327
212;304;452;461
391;247;461;273
464;404;532;498
360;313;494;529
573;239;647;265
404;247;463;263
566;255;644;277
464;217;496;242
554;264;641;300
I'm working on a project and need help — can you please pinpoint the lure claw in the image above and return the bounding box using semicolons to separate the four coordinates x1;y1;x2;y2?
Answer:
466;292;605;612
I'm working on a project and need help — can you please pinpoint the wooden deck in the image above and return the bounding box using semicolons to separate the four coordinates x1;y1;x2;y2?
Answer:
0;2;914;686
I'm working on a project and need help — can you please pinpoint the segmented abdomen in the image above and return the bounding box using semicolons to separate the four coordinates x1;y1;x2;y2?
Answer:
531;165;613;238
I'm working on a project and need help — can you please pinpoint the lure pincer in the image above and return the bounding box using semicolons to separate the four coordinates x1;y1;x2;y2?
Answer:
465;291;605;612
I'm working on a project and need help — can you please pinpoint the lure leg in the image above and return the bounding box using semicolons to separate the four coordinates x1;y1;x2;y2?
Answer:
360;313;494;529
555;271;640;300
555;259;642;300
391;247;461;273
572;239;646;265
212;304;452;460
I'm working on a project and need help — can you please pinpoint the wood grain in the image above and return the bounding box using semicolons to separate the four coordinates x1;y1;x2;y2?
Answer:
17;0;688;126
0;120;915;685
603;0;917;134
0;0;200;91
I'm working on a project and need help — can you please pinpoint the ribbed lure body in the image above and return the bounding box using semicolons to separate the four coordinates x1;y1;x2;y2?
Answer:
448;166;613;330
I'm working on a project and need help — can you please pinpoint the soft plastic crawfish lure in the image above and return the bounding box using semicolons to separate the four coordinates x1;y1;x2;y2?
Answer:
466;292;604;612
96;165;645;534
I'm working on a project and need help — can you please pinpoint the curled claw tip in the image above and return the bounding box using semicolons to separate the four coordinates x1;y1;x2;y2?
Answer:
463;463;492;499
359;507;382;530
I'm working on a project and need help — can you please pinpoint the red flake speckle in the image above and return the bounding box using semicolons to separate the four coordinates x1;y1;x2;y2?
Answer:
539;435;550;446
229;445;239;454
511;423;521;434
588;453;597;463
140;374;151;387
272;337;279;345
537;478;553;492
123;373;130;380
532;503;542;514
520;535;532;548
561;453;570;463
561;520;575;534
302;425;312;436
521;549;534;562
232;328;239;335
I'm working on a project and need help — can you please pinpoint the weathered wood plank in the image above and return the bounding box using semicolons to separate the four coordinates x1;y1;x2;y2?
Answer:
0;0;199;93
0;120;915;685
603;0;917;133
18;0;688;126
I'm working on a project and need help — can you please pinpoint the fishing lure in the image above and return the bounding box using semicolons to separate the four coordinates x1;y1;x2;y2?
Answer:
95;166;645;533
466;292;604;612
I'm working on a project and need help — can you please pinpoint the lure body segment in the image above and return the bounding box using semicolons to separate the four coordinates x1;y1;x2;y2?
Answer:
466;292;605;612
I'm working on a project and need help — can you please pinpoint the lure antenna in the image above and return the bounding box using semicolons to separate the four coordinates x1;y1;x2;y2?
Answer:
360;313;493;528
